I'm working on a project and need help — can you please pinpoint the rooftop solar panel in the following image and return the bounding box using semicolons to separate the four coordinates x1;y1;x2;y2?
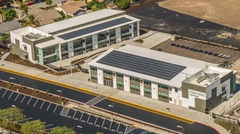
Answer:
58;17;132;40
97;50;186;80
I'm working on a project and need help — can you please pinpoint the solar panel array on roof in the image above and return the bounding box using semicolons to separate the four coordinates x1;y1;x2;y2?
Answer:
97;50;187;81
58;17;132;40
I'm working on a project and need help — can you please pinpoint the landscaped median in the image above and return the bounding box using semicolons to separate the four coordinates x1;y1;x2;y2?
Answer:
106;97;194;124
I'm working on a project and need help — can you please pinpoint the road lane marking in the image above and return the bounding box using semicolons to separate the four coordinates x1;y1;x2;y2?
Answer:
21;95;26;103
116;123;120;132
87;114;91;123
8;91;14;99
46;103;51;111
40;101;45;109
2;90;7;97
14;94;20;101
72;111;77;119
46;124;53;127
27;97;32;105
94;117;98;125
101;119;105;128
109;121;113;130
33;99;38;107
79;112;84;120
53;105;58;113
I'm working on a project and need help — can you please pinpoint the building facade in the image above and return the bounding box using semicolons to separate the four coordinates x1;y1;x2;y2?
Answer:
89;45;236;113
10;9;140;65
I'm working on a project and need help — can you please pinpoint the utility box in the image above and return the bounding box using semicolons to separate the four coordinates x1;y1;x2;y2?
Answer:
171;34;177;41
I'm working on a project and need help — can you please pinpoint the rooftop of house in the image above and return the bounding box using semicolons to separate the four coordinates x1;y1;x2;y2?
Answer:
29;9;62;25
64;0;87;7
0;20;21;34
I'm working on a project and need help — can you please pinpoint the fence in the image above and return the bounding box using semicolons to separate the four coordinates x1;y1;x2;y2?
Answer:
140;23;177;34
212;113;240;126
220;94;240;115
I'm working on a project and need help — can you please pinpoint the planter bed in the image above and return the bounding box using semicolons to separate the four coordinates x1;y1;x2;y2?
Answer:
0;80;69;105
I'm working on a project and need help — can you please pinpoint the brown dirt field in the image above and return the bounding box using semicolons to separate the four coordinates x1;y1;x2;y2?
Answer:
159;0;240;30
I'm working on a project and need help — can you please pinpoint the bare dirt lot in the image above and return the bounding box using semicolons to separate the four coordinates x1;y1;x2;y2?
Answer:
160;0;240;30
152;39;240;65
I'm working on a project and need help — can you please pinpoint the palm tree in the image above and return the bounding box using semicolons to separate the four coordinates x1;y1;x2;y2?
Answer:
0;8;5;22
23;14;41;28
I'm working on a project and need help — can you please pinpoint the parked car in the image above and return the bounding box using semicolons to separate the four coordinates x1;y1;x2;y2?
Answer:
26;1;34;6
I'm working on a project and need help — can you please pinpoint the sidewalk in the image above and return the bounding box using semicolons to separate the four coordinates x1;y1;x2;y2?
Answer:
0;32;229;134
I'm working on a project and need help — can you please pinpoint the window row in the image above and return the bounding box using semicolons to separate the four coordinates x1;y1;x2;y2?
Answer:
90;66;97;71
103;69;112;75
130;76;140;82
130;84;140;90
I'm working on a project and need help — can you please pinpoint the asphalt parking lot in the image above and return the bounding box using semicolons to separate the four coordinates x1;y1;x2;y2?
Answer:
0;88;124;133
127;2;240;47
152;39;240;65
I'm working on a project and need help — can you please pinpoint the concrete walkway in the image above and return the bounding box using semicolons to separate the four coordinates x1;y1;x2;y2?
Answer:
0;31;229;134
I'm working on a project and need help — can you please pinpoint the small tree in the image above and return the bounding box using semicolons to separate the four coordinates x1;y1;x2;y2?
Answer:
50;126;76;134
46;89;50;96
45;0;53;7
3;9;17;21
115;0;130;9
21;120;46;134
19;3;28;13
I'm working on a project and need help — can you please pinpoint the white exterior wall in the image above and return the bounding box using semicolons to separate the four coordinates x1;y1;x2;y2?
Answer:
140;81;144;96
151;82;158;99
113;73;117;88
129;23;134;38
206;78;231;99
169;87;179;105
106;30;110;46
58;44;62;60
97;68;103;84
92;34;98;50
67;42;74;57
123;75;130;92
137;22;140;36
10;32;35;63
115;27;121;43
82;38;86;53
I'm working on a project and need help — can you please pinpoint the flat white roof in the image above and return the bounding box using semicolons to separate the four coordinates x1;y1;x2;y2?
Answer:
36;9;125;34
89;45;218;88
36;39;59;49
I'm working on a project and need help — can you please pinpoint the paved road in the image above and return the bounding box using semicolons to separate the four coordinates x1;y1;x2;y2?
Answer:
0;70;96;103
126;2;240;47
0;70;219;134
95;100;219;134
0;88;116;134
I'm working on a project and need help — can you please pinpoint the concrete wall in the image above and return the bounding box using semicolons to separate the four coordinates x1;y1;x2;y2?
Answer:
97;68;103;84
92;34;98;50
123;75;130;92
115;27;121;43
68;42;74;57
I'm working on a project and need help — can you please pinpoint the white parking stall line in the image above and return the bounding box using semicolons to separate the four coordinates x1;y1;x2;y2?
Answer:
109;121;113;130
87;114;91;123
14;94;20;101
27;97;32;105
2;90;8;97
46;127;56;131
116;123;120;132
72;111;77;119
33;99;38;107
53;105;58;113
40;101;45;109
46;124;53;127
94;117;98;125
46;103;51;111
79;112;84;120
8;91;14;99
101;119;105;128
21;95;26;103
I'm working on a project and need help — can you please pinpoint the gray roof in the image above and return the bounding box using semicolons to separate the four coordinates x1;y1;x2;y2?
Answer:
97;50;186;81
58;17;131;40
0;20;22;34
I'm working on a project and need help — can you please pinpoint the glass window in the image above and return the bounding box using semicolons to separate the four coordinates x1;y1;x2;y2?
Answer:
144;80;151;85
61;43;68;52
130;76;140;82
103;69;112;75
90;66;97;71
116;73;123;78
43;46;55;56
